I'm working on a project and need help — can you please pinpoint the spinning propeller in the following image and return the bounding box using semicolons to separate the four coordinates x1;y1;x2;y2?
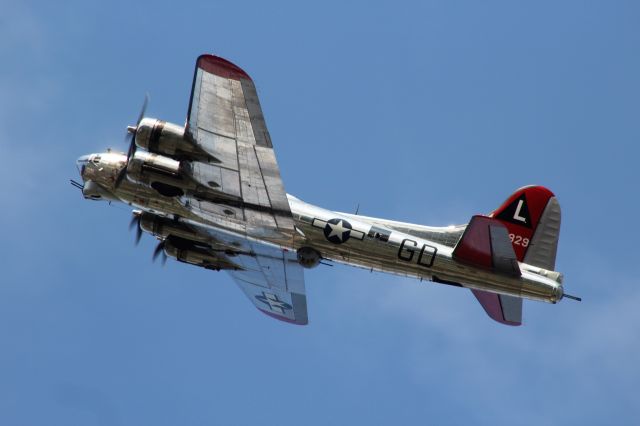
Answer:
115;94;149;188
152;240;168;266
129;210;143;245
129;209;168;265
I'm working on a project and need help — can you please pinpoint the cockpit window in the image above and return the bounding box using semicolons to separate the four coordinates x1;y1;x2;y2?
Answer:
76;155;90;175
91;156;101;164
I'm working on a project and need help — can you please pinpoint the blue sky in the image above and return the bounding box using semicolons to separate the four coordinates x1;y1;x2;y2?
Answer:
1;0;638;424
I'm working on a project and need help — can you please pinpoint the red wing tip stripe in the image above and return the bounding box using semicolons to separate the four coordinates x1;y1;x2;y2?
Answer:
258;308;307;325
197;54;252;81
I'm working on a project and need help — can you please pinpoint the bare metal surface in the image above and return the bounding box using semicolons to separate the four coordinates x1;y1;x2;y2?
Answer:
524;197;561;271
186;62;294;239
77;147;564;323
74;55;568;325
499;295;523;323
489;225;521;276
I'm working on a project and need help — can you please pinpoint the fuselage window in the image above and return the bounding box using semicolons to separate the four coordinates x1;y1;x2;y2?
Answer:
368;226;391;242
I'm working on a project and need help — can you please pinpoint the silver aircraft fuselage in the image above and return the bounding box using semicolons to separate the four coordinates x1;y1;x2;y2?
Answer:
76;151;564;305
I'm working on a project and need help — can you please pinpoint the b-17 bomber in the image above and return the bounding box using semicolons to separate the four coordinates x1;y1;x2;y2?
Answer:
72;54;580;326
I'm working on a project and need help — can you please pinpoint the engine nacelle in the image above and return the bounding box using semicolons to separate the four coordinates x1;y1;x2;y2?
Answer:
128;150;180;178
135;118;207;160
139;213;205;243
127;151;194;196
135;118;184;155
164;239;238;271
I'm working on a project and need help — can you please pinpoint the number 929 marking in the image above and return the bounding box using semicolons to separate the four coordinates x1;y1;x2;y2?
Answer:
509;233;530;247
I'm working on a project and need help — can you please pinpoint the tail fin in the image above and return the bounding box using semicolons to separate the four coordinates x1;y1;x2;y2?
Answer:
454;186;561;326
490;185;561;270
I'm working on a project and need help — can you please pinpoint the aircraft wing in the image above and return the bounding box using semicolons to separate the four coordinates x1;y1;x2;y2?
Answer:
185;54;295;240
183;54;307;324
199;225;308;325
229;241;308;325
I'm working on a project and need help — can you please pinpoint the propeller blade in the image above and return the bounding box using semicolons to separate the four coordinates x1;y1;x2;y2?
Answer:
125;131;136;162
152;240;165;262
116;94;149;189
136;93;149;127
129;213;143;245
135;225;143;245
129;214;139;231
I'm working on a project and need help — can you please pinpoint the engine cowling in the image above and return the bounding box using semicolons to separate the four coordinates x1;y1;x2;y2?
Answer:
135;118;207;160
139;213;204;243
127;150;180;180
126;151;195;196
163;238;238;271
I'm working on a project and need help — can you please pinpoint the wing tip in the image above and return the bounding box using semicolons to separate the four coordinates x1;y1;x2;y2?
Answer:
197;54;252;81
258;308;308;326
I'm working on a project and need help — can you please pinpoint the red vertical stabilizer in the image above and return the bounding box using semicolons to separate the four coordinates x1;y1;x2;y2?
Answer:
489;185;556;262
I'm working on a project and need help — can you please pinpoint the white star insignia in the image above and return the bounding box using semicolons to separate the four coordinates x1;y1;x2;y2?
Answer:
327;220;349;241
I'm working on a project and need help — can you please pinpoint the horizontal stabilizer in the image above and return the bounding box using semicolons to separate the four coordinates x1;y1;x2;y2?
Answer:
472;290;523;326
489;223;521;277
453;215;521;276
